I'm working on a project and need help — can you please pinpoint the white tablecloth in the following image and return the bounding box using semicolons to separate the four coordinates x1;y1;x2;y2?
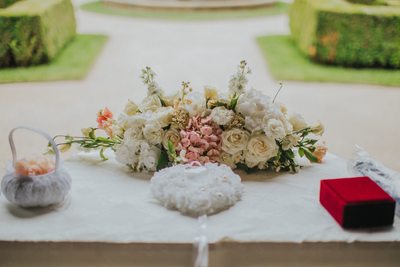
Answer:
0;153;399;244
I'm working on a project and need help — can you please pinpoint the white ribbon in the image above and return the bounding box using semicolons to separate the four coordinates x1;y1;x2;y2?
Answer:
194;215;209;267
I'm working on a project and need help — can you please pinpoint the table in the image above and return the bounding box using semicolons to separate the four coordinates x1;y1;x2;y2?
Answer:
1;153;399;266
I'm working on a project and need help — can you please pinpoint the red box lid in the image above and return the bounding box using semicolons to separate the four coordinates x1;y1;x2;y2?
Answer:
322;177;394;204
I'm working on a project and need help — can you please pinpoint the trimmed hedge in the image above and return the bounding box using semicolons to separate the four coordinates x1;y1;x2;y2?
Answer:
346;0;385;5
0;0;76;67
290;0;400;68
0;0;20;8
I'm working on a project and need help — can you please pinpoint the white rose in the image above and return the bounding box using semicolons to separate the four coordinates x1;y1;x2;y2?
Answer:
219;151;243;169
263;118;286;140
138;142;161;172
289;113;308;131
162;128;181;150
143;121;163;145
139;95;162;112
124;100;139;115
210;107;234;126
281;134;301;150
245;134;278;168
222;128;250;154
153;107;174;128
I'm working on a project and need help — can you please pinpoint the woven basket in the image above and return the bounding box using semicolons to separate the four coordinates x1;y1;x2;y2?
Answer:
1;127;71;208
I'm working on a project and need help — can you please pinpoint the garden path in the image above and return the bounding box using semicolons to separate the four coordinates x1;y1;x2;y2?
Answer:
0;0;399;172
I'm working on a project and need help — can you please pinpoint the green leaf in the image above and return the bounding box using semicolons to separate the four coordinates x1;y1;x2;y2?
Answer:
307;139;318;145
215;101;229;108
89;129;96;139
167;140;177;159
229;94;239;110
298;147;305;157
157;150;169;171
99;148;108;161
285;149;295;159
303;148;318;163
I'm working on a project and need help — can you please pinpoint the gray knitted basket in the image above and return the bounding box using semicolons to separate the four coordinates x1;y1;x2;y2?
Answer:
1;127;71;208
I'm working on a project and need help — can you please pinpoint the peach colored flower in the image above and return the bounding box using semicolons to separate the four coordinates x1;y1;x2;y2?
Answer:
313;142;328;163
15;157;55;176
97;107;114;137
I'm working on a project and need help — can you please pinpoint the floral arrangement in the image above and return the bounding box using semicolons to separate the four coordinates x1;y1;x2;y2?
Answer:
54;61;326;173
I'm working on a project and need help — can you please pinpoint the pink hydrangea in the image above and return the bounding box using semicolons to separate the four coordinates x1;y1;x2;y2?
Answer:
177;115;222;165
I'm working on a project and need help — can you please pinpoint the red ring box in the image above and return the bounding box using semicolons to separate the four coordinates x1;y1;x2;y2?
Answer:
320;177;395;229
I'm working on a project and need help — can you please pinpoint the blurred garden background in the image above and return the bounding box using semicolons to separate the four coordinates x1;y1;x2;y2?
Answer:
0;0;399;172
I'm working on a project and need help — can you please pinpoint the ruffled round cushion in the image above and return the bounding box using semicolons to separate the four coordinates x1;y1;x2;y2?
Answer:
150;163;243;216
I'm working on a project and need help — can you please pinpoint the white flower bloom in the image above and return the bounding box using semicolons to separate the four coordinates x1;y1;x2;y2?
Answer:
221;128;250;154
210;107;234;126
153;107;174;128
183;91;206;117
263;118;286;140
124;125;143;141
236;89;289;134
115;139;142;167
204;86;218;100
278;102;288;114
229;60;251;95
219;152;243;169
177;149;188;163
137;142;161;172
124;100;139;115
281;134;301;150
115;144;133;166
123;113;148;130
245;134;278;168
311;121;325;136
115;139;160;172
162;128;181;150
143;121;163;145
139;95;162;112
289;113;308;131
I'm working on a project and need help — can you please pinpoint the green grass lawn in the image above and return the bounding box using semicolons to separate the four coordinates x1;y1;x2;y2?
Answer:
0;34;108;84
257;35;400;87
81;1;288;21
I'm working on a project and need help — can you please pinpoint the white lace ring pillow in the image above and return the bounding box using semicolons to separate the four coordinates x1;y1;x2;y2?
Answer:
1;127;71;208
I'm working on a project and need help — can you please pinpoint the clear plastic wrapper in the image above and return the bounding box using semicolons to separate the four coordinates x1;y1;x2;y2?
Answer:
350;146;400;216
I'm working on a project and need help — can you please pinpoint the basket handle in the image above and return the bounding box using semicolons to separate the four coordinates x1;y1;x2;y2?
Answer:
9;126;60;172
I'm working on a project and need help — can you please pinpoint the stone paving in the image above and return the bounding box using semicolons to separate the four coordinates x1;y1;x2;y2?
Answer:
0;0;399;174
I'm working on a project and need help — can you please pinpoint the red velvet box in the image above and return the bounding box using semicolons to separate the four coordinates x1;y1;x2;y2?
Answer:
320;177;395;229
